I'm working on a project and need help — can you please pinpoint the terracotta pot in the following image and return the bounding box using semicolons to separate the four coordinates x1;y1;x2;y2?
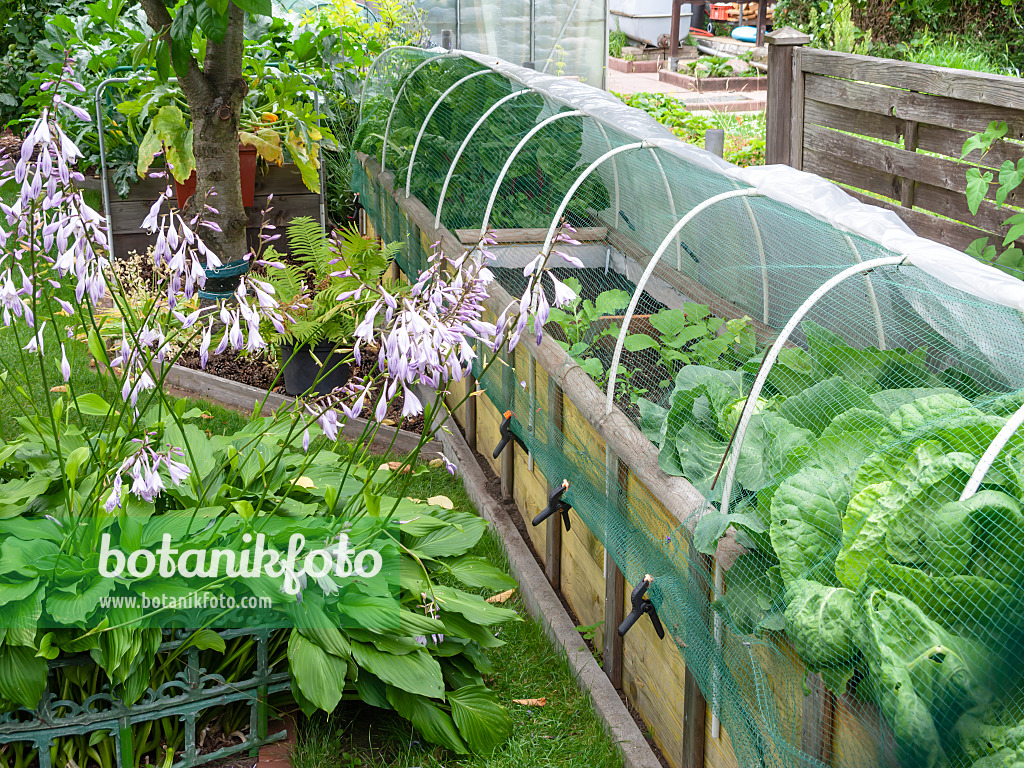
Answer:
174;144;258;208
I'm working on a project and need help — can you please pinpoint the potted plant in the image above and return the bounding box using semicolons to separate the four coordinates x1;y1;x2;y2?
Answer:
130;56;335;207
263;217;400;396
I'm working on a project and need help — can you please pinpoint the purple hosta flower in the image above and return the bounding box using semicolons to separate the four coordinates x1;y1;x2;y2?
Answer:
107;436;191;508
550;274;577;307
351;241;499;419
302;429;310;453
59;344;70;382
438;452;457;475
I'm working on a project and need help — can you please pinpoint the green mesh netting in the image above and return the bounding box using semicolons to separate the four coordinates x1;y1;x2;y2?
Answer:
354;47;1024;768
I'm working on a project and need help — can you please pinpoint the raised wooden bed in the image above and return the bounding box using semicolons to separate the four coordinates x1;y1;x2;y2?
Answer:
658;69;767;92
355;149;893;768
105;164;321;261
608;56;662;74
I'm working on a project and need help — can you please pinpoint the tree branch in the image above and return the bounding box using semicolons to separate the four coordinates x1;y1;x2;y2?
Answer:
139;0;209;103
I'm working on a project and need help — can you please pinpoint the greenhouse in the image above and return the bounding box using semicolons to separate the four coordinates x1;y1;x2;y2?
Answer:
353;46;1024;768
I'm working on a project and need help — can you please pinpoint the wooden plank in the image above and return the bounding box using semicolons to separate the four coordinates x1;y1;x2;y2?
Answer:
901;119;920;208
560;514;605;645
801;674;835;765
109;193;319;235
803;123;1020;208
682;667;706;768
831;691;898;768
512;437;549;562
913;180;1016;237
843;188;990;253
802;122;1019;207
603;458;628;689
790;48;806;170
465;374;477;452
917;123;1024;169
802;147;901;202
702;701;737;768
621;567;689;768
797;48;1024;113
802;99;902;143
765;29;810;166
455;226;607;245
803;74;1024;139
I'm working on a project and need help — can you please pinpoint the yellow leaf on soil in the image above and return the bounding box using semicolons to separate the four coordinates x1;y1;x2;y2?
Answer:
486;589;515;604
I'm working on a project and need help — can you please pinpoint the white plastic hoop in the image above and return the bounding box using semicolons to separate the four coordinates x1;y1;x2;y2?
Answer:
405;69;492;199
594;123;621;220
539;142;648;256
604;188;764;415
961;400;1024;501
717;255;907;515
434;89;531;229
843;233;887;350
381;52;458;170
479;110;585;238
648;149;683;274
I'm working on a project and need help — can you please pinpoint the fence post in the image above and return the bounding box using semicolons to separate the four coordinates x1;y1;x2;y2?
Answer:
765;27;810;167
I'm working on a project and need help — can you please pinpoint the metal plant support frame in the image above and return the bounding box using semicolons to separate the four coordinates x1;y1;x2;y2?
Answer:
0;628;289;768
539;141;649;256
434;88;532;229
381;52;460;171
962;401;1024;500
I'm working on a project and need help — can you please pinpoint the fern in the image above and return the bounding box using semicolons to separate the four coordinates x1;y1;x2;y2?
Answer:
261;218;400;350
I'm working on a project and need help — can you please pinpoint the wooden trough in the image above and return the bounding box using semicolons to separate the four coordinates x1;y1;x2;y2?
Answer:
355;150;894;768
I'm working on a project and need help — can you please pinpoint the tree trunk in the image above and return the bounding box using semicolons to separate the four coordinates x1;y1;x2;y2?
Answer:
140;1;250;271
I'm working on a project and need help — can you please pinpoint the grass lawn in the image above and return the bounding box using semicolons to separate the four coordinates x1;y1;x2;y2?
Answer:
290;465;624;768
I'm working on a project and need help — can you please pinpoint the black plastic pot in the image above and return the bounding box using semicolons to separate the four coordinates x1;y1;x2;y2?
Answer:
280;341;352;396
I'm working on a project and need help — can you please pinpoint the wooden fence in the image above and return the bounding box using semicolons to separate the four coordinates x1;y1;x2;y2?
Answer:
765;29;1024;254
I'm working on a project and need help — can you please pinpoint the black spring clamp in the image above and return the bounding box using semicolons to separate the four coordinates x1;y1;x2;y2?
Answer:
493;410;528;459
532;479;572;532
618;575;664;639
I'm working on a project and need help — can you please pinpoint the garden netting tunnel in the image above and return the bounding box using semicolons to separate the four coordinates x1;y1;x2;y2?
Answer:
352;46;1024;768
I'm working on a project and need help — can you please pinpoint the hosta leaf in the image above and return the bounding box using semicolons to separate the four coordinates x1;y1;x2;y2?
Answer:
351;641;443;699
386;686;468;753
0;645;47;709
288;630;347;712
447;684;513;753
442;556;517;590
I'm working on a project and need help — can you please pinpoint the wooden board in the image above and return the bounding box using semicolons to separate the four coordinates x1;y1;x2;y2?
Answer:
622;576;689;768
455;226;607;245
560;515;606;650
703;702;738;768
513;441;549;561
798;47;1024;113
474;389;504;478
562;397;608;492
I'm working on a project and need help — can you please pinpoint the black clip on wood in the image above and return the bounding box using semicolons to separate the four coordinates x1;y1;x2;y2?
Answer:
493;410;528;459
618;576;664;639
532;479;571;532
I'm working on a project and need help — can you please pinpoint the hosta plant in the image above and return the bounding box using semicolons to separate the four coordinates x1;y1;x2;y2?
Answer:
0;63;582;755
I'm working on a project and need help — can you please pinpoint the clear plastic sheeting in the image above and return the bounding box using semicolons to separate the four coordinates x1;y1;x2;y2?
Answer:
415;0;606;87
353;48;1024;768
